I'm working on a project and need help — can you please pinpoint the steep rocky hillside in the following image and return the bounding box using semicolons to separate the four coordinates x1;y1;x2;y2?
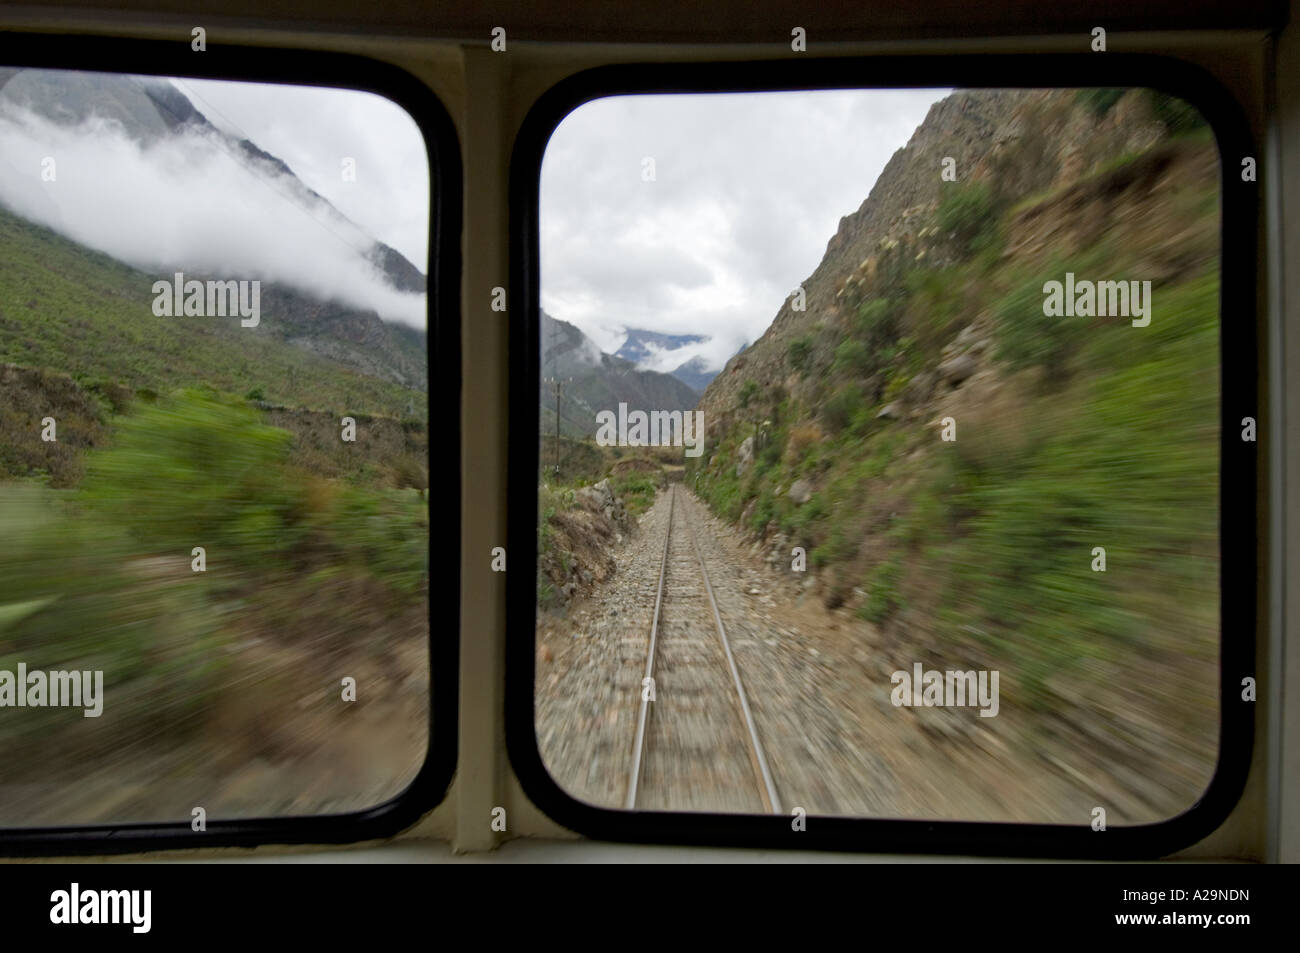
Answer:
690;87;1222;813
699;88;1173;423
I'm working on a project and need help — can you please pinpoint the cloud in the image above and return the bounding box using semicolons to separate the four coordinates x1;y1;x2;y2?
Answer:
172;77;430;270
0;92;427;329
635;338;715;375
539;89;951;370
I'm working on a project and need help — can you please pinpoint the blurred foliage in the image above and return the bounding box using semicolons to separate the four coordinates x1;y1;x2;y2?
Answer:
0;389;429;767
1075;87;1126;118
1144;89;1209;136
787;337;813;374
937;181;999;256
0;480;228;755
83;389;304;563
694;125;1221;733
993;273;1080;384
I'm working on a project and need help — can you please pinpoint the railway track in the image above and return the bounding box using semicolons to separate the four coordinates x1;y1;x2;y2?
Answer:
625;483;781;814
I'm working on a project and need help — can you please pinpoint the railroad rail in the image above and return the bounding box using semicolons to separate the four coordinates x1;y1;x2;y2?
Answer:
625;483;781;813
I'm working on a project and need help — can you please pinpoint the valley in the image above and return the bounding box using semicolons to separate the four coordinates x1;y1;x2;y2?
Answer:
535;86;1223;824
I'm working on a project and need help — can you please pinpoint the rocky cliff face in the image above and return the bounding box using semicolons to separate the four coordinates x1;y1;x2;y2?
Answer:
698;88;1172;431
685;86;1222;819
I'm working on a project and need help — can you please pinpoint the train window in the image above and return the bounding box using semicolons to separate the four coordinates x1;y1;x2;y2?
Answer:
0;41;459;851
511;58;1256;856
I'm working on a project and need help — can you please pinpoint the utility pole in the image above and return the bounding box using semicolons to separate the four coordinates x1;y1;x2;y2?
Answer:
542;320;572;478
544;317;561;478
549;377;562;475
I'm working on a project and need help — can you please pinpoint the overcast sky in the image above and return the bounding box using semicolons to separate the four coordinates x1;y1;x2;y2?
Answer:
541;89;950;373
0;71;428;328
176;77;430;268
0;74;950;351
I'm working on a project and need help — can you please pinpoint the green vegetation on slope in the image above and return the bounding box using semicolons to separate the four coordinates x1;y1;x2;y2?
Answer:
0;203;426;424
691;133;1221;736
0;390;429;766
0;202;430;793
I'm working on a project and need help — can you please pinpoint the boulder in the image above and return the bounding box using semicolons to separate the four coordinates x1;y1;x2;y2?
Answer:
767;533;791;568
735;435;755;477
938;352;977;387
955;323;980;347
789;479;813;505
576;478;626;523
904;370;937;405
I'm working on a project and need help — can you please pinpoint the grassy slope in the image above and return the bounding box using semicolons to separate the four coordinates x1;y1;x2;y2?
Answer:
691;136;1221;788
0;203;425;422
0;203;430;792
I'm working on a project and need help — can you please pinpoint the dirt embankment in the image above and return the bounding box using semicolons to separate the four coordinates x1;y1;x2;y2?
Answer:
538;479;637;610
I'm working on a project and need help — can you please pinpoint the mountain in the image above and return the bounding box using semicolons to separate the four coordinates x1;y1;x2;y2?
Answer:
615;328;721;393
614;328;706;363
0;68;426;297
668;355;717;393
0;68;433;485
0;200;429;489
562;326;753;398
686;86;1222;818
540;311;699;437
697;88;1187;420
0;67;427;393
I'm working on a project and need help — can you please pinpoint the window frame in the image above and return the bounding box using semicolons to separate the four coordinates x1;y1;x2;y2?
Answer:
0;31;461;856
506;53;1259;858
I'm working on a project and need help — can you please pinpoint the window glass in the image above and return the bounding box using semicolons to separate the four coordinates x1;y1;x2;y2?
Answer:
534;88;1221;824
0;68;431;825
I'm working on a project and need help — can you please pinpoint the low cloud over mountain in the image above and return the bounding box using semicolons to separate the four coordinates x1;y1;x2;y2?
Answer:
0;68;427;329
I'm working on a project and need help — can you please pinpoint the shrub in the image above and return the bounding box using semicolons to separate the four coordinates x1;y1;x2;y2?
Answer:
938;182;998;256
786;423;822;458
82;390;306;565
904;266;967;357
822;384;865;433
320;486;428;594
1144;89;1208;136
832;339;872;377
612;473;658;517
788;337;813;373
750;488;777;532
1075;87;1125;119
853;298;899;345
860;555;903;624
993;275;1079;383
0;482;231;756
